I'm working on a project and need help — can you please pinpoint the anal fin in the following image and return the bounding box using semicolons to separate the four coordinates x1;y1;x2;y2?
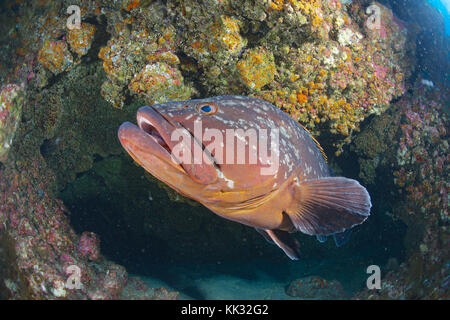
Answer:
255;228;301;260
255;228;276;245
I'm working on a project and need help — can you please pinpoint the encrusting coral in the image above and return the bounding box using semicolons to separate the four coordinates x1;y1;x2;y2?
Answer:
352;83;448;299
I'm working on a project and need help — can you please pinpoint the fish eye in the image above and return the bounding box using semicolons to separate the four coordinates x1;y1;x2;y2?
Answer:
201;105;212;112
197;103;218;115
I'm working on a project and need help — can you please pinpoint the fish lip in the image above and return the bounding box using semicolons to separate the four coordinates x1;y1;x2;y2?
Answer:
136;106;173;154
117;119;185;174
129;105;219;185
137;105;218;168
138;105;178;131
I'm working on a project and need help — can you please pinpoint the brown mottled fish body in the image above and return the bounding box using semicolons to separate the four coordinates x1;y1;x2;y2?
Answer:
118;96;371;260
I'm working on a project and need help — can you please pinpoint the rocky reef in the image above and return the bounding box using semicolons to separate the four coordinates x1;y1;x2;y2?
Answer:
0;0;448;299
0;148;177;299
0;84;24;163
352;84;448;299
286;275;347;299
95;0;415;153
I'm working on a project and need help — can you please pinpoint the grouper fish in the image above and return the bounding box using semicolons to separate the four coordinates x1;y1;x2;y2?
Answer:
118;96;371;260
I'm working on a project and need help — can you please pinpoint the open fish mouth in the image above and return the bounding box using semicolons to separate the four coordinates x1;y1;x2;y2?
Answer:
137;107;173;155
117;106;185;174
119;106;219;185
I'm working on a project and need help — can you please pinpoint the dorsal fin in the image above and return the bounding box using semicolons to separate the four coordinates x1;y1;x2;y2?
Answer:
299;123;328;163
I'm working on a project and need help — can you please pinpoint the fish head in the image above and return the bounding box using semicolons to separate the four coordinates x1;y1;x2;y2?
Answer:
118;96;289;206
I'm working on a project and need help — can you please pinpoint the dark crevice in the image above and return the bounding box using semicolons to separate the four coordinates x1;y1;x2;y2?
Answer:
177;51;209;98
83;16;110;63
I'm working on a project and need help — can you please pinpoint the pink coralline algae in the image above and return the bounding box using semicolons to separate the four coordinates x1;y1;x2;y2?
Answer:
77;232;100;262
354;84;449;300
0;156;178;300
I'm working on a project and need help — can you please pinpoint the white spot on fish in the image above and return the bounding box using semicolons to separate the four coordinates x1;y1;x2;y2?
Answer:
217;169;234;189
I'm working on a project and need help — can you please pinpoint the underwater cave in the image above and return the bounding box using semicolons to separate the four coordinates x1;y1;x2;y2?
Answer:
57;134;408;299
0;0;447;301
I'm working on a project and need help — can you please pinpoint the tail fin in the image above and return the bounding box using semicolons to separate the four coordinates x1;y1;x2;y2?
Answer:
316;229;351;247
333;229;352;247
286;177;371;236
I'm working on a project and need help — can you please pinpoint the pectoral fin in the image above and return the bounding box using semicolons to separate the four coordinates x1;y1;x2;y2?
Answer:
286;177;371;236
255;228;301;260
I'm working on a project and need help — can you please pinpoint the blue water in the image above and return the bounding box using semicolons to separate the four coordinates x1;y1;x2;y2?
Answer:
428;0;450;34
